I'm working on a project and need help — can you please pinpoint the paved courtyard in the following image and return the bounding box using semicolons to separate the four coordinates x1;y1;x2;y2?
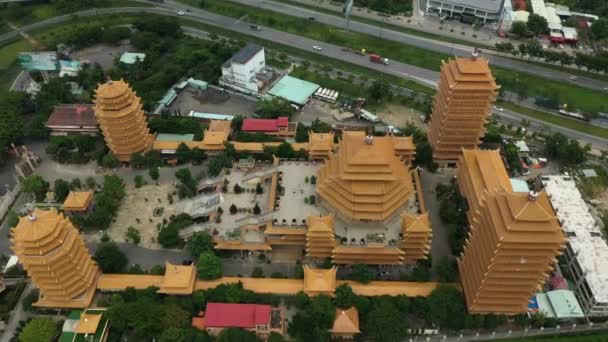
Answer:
71;43;133;71
273;162;321;225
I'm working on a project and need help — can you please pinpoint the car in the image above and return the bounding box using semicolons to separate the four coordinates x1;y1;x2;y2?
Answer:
176;10;185;16
312;45;322;51
493;105;503;112
568;75;577;81
249;25;262;31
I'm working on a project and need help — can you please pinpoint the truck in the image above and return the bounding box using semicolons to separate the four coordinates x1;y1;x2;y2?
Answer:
369;54;389;65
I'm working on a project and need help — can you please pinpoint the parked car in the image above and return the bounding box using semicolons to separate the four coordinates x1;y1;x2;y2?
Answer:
176;10;185;16
312;45;322;51
493;105;503;112
249;25;262;31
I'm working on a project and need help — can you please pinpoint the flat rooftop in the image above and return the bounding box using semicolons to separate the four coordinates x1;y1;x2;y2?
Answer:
268;75;319;106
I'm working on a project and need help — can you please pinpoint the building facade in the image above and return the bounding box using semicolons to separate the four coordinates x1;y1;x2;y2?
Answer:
93;79;154;162
220;43;266;95
46;104;99;136
194;302;284;338
457;150;565;314
542;175;608;316
241;117;297;139
425;0;506;23
428;56;499;166
10;208;99;308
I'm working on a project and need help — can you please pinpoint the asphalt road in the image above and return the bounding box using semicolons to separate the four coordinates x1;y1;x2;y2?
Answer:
1;5;606;149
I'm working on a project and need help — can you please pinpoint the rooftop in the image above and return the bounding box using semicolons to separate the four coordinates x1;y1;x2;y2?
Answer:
331;307;360;334
541;175;608;303
156;133;195;142
268;75;319;105
303;266;337;295
46;104;97;128
189;111;235;121
119;52;146;64
226;43;263;66
158;262;196;295
17;51;58;71
75;313;102;334
63;191;94;211
537;290;584;319
204;302;271;328
242;117;289;132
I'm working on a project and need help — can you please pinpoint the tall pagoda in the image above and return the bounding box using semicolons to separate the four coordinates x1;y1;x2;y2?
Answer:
317;131;414;221
428;53;499;165
400;212;432;263
457;149;565;314
10;208;99;308
93;79;154;161
305;214;337;259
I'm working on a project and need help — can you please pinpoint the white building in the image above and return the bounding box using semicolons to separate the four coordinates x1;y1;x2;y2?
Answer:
424;0;506;23
542;175;608;317
220;43;266;95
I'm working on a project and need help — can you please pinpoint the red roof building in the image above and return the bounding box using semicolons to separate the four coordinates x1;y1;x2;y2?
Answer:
46;104;99;136
241;117;296;138
194;302;284;338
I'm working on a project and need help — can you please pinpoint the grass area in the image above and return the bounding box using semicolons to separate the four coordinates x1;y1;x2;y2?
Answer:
497;101;608;139
180;0;608;113
0;64;22;91
0;39;33;69
490;333;608;342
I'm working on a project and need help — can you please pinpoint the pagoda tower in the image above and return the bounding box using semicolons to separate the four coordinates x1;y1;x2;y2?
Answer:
93;79;154;161
457;149;565;314
10;208;99;308
317;131;414;221
400;212;432;263
428;53;499;166
306;214;337;259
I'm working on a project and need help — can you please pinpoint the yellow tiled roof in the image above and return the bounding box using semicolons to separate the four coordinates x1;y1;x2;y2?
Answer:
158;262;196;295
401;212;431;233
75;313;102;334
303;266;337;294
331;307;360;334
63;191;93;211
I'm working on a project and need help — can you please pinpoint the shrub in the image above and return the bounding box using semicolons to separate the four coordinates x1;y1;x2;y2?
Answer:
252;267;265;278
230;204;238;215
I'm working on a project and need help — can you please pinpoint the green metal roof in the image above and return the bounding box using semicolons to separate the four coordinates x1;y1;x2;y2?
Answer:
547;290;584;318
119;52;146;64
18;52;59;71
158;89;177;106
59;331;76;342
189;112;235;121
268;75;319;105
187;77;208;89
156;133;194;142
510;179;530;193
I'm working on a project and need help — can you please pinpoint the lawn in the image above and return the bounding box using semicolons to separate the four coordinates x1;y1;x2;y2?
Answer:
0;39;33;70
183;0;608;113
497;101;608;139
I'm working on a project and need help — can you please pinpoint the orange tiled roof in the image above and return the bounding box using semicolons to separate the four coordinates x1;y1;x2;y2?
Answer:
63;191;93;211
331;307;360;334
75;313;102;334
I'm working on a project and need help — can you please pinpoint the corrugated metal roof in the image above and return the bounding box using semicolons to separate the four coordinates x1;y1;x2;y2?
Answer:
189;111;235;121
119;52;146;64
156;133;194;142
268;75;319;105
224;43;263;67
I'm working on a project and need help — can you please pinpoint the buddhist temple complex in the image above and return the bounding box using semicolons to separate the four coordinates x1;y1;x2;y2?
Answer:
400;212;432;263
303;266;337;296
428;55;499;165
317;131;414;222
10;208;99;308
457;149;565;314
157;262;196;295
93;79;154;161
306;214;337;259
62;191;94;216
308;132;335;160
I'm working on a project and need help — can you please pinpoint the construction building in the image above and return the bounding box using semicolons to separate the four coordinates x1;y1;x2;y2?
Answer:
428;55;499;166
45;104;99;136
542;175;608;317
10;208;100;308
457;149;565;314
317;131;415;222
400;212;433;263
93;79;154;161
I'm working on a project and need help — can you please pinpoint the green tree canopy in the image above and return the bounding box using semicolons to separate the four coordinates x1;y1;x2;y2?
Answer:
256;97;294;118
94;242;128;273
187;232;214;259
352;263;374;284
428;285;467;331
18;317;56;342
53;179;70;202
365;297;408;342
198;251;223;280
591;18;608;40
510;21;528;38
527;14;549;36
21;175;50;202
217;328;260;342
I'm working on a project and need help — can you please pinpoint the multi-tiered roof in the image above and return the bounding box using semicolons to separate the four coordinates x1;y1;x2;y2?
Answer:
10;209;99;308
400;212;432;263
317;131;414;221
94;79;154;161
457;149;565;314
305;214;337;259
428;57;499;164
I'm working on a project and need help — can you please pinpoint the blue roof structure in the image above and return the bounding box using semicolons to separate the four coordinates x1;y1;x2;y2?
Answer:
510;179;530;193
119;52;146;64
189;111;235;121
268;75;319;106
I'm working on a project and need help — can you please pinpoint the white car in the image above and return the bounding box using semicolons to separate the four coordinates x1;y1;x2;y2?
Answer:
312;45;322;51
493;105;503;112
176;10;185;16
568;75;577;81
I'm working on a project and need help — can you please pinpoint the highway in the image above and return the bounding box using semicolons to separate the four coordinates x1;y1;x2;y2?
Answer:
0;4;605;149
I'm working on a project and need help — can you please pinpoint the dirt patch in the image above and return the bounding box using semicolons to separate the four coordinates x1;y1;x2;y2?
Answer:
375;103;425;129
71;43;132;71
106;183;177;249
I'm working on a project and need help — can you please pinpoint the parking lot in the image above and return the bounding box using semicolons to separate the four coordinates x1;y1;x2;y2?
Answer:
71;43;132;71
167;87;257;117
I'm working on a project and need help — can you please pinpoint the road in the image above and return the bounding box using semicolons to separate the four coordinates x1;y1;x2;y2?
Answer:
211;0;608;92
0;5;606;149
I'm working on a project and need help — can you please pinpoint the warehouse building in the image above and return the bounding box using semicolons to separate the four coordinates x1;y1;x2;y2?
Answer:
424;0;507;23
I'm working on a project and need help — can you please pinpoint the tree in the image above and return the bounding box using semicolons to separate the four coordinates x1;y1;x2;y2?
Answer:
517;43;528;59
230;203;238;214
365;297;408;342
0;92;26;156
428;285;467;331
70;178;82;190
102;153;121;168
267;332;284;342
591;18;608;40
176;143;192;164
85;177;97;189
233;183;242;194
437;256;458;282
352;263;373;284
198;251;222;280
134;175;146;188
252;266;265;278
295;122;309;142
126;226;141;245
276;142;295;159
256;97;294;118
94;242;128;273
253;203;261;215
149;167;160;181
191;147;206;164
510;21;528;38
505;143;522;173
217;328;260;342
187;232;214;259
53;179;70;202
130;153;147;169
255;183;263;194
334;283;358;309
368;80;390;105
21;175;49;202
18;317;56;342
527;14;548;36
288;295;335;342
